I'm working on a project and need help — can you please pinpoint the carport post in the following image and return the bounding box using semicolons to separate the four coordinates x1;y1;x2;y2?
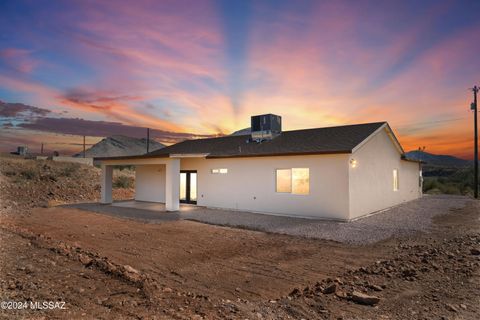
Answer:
165;158;180;211
100;164;113;204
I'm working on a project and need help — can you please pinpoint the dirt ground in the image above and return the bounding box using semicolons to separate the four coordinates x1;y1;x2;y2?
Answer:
0;157;479;319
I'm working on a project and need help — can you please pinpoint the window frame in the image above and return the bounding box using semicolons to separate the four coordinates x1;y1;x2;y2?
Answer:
275;168;310;195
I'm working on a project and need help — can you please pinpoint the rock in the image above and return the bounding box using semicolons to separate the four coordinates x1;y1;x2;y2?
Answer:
335;290;348;299
289;288;301;297
79;254;93;266
446;304;458;312
8;281;16;290
123;265;139;274
459;304;467;310
322;283;337;294
402;269;417;277
470;248;480;255
369;284;383;292
163;287;173;293
351;291;381;306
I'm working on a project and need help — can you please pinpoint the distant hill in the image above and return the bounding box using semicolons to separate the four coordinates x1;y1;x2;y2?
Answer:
405;150;470;167
230;127;251;136
73;135;164;158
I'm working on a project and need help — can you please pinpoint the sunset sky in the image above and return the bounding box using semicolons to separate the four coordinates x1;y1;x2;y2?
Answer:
0;0;479;158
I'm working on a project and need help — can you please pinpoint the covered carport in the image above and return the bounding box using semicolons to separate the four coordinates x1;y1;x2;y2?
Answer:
95;156;180;211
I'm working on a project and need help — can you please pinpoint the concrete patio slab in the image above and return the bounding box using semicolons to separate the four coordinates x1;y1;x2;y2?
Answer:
65;195;473;244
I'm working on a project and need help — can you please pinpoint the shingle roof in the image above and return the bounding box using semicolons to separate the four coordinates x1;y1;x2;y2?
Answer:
142;121;387;159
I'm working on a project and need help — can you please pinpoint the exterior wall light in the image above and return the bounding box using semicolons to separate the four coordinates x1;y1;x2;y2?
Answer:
350;159;357;168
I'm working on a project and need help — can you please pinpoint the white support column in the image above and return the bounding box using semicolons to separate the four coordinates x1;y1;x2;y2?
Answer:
100;164;113;204
165;158;180;211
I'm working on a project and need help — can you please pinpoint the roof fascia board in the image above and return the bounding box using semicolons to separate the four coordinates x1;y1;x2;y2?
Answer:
169;153;209;158
206;150;351;159
95;157;172;166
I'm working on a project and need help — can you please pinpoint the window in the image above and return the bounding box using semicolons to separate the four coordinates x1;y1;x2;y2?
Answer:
292;168;309;195
276;169;292;193
211;168;228;174
393;169;399;191
276;168;309;195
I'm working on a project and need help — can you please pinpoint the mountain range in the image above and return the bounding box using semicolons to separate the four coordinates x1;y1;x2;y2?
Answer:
405;150;471;167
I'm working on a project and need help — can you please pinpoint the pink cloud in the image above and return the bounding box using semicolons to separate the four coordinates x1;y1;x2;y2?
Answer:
0;48;39;73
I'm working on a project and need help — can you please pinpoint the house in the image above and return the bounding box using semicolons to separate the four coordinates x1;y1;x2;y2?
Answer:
95;114;422;221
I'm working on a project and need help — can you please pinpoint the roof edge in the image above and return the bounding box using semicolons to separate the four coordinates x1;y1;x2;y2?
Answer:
206;150;352;159
94;153;169;161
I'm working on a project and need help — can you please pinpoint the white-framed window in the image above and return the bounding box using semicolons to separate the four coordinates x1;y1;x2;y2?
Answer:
393;169;399;191
276;168;309;195
211;168;228;174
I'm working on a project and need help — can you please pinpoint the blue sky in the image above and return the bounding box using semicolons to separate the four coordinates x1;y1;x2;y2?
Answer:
1;0;479;157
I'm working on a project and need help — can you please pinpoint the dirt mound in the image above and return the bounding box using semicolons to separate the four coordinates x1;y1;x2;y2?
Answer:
0;157;134;214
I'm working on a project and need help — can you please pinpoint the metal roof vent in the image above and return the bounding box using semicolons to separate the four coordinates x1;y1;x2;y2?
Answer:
250;114;282;141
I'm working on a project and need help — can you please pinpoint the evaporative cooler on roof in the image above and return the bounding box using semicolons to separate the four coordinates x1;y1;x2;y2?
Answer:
250;114;282;140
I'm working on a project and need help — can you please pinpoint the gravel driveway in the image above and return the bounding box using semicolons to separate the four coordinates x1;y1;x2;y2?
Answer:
69;195;473;244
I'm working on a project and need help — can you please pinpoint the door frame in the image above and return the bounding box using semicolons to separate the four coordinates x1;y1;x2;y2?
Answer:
180;170;197;204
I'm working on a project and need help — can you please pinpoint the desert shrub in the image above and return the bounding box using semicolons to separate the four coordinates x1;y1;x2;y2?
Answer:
60;163;80;177
426;188;442;195
113;175;134;189
20;168;37;180
441;184;461;195
423;178;440;192
2;170;16;177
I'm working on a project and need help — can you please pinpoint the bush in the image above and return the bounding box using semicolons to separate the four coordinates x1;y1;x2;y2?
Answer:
113;175;134;189
20;168;37;180
60;163;80;177
441;184;461;195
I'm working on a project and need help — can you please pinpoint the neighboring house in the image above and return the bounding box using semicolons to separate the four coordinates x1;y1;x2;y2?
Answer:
95;114;422;221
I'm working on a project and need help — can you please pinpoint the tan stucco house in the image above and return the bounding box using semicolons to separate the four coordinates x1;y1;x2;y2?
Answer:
95;114;422;221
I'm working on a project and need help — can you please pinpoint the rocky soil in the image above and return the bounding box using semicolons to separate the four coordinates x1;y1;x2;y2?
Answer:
0;156;134;214
258;233;480;319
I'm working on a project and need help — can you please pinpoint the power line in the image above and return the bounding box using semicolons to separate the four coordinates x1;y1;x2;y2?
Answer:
394;117;467;129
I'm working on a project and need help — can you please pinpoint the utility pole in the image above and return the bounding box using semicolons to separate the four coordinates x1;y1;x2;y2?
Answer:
83;135;86;158
472;85;479;199
40;143;44;155
146;128;150;154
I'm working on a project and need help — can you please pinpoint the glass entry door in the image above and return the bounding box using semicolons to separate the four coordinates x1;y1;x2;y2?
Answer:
180;171;197;204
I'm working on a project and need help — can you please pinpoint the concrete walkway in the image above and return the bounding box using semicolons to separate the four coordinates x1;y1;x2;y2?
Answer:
66;195;472;244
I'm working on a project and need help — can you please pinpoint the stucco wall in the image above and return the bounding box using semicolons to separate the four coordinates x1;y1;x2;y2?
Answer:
180;154;350;219
135;165;166;202
348;129;421;220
